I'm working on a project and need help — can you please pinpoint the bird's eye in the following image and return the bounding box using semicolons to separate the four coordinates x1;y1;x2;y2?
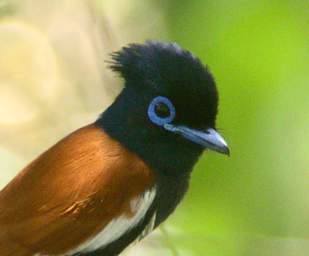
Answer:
148;96;176;126
154;102;170;118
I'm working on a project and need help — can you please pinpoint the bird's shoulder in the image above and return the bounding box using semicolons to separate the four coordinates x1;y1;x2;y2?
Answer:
0;124;156;255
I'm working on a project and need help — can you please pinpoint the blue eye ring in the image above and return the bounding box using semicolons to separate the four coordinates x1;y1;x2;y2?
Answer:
147;96;176;126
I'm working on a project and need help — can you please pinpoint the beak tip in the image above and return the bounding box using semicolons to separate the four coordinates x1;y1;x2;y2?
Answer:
212;143;229;156
222;146;230;156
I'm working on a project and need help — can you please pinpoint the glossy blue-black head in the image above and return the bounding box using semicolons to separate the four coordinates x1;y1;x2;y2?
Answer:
98;41;229;174
110;41;218;128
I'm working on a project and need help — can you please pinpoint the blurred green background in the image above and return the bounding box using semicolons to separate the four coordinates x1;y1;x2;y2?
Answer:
0;0;308;255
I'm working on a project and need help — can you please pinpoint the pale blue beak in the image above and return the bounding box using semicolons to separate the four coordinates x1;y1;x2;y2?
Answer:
164;124;229;155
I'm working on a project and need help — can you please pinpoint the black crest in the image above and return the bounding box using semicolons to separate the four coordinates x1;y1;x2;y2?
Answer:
110;41;211;87
108;41;218;129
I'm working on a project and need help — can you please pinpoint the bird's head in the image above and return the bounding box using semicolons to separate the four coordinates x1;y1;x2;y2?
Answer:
98;41;229;174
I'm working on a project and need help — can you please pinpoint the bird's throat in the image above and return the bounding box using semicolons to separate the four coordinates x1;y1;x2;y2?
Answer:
95;90;203;177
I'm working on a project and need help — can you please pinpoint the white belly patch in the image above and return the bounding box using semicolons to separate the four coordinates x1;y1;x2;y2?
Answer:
66;187;156;255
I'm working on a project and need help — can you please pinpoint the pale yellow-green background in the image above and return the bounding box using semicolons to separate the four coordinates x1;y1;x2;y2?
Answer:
0;1;308;255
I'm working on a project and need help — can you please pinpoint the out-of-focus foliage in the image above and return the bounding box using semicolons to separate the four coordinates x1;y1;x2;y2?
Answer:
0;0;308;255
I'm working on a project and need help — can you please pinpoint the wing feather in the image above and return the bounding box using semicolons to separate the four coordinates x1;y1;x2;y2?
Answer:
0;124;155;255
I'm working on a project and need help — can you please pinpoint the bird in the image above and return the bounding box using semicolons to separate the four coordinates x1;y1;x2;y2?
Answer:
0;41;229;256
